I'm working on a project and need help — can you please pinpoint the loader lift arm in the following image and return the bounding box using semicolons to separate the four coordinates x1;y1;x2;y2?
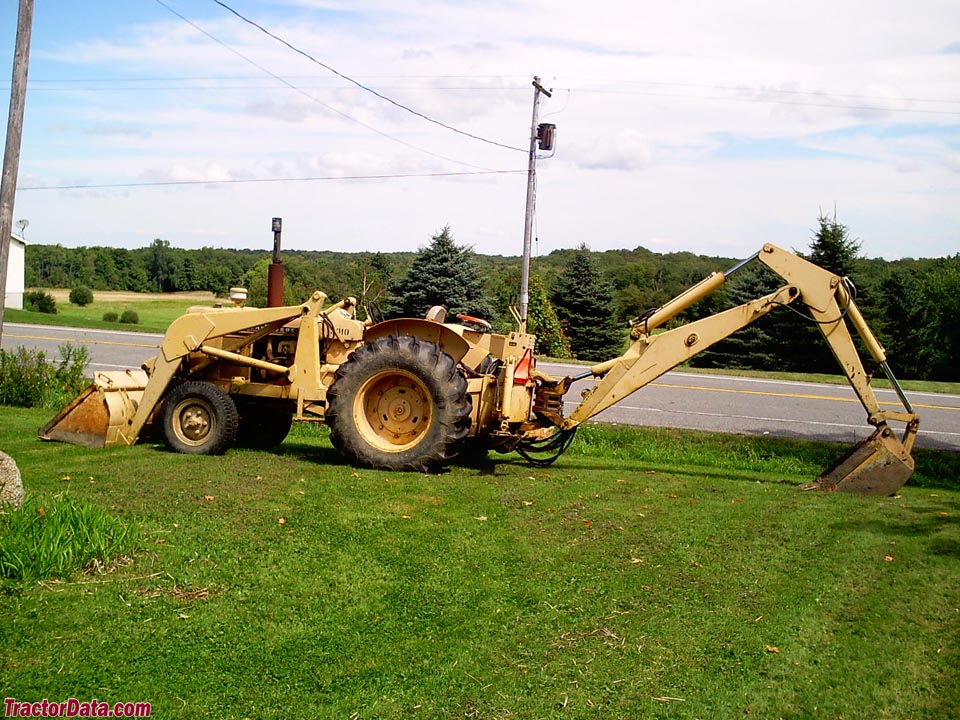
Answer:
545;243;919;495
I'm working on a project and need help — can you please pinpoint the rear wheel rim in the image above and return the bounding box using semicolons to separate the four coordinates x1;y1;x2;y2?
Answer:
354;369;432;453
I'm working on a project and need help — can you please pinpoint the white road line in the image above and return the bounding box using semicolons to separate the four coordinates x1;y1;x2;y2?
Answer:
563;401;960;438
540;362;960;401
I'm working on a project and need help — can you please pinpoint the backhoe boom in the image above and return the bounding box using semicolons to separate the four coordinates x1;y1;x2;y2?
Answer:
555;243;919;495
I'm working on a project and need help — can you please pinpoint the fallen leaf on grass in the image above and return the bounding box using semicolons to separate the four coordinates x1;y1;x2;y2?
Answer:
61;476;71;482
37;506;45;517
630;558;644;564
203;495;215;502
278;517;286;525
884;554;894;562
474;515;488;522
765;645;780;654
581;519;593;529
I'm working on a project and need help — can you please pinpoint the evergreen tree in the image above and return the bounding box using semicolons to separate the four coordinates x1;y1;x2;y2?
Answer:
794;212;865;373
550;245;624;361
387;226;495;320
805;212;862;277
527;273;571;358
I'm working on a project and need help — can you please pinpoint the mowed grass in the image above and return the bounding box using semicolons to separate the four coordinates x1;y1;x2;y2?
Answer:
1;408;958;719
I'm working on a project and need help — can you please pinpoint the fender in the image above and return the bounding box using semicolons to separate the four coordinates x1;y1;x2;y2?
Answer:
364;318;471;363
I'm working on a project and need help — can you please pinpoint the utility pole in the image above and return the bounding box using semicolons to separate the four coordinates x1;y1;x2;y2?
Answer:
0;0;33;343
518;76;552;333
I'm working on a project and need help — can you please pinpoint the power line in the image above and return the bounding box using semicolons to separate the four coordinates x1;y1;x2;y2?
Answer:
565;87;960;116
21;74;959;106
20;169;525;191
601;77;960;106
152;0;501;172
209;0;527;153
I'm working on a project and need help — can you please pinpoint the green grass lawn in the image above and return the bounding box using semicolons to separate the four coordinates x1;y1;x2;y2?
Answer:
2;409;958;719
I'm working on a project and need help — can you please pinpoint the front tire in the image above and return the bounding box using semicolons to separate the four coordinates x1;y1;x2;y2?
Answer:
160;381;239;455
326;335;472;471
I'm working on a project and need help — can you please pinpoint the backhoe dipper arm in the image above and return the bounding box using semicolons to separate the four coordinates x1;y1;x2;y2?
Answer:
559;243;918;495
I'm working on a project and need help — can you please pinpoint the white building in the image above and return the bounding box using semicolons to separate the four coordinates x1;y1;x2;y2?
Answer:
4;234;25;309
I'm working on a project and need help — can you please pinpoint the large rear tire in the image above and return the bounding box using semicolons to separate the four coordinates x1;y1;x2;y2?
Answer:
160;381;239;455
327;335;472;471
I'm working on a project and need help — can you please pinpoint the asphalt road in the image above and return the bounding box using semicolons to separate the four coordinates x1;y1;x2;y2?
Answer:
4;323;958;452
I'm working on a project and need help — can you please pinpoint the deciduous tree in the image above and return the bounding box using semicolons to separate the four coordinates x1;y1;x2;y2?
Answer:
527;274;571;358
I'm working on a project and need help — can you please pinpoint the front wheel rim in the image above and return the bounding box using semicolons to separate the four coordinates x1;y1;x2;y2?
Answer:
171;398;216;447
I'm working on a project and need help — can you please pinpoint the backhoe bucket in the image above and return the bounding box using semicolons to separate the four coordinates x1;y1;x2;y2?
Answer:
807;427;914;496
39;370;149;448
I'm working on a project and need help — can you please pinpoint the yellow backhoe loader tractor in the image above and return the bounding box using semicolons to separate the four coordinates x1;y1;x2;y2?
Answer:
40;243;919;496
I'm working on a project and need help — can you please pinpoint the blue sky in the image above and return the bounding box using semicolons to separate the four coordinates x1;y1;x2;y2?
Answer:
2;0;958;259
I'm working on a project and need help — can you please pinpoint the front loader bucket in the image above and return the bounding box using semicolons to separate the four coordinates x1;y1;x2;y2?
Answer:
806;426;914;496
39;370;149;448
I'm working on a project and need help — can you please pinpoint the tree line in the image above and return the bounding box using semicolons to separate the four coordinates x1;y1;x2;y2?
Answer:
23;220;959;381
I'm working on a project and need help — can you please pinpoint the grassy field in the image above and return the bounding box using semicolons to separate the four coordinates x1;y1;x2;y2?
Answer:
1;409;958;719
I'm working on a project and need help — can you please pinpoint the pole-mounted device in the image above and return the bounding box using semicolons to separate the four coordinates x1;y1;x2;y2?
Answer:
518;76;553;333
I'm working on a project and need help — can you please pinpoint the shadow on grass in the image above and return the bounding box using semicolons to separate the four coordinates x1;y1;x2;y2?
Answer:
830;509;960;561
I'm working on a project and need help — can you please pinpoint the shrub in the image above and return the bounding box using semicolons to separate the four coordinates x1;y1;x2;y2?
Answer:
102;311;119;323
0;344;89;409
51;344;91;407
24;290;57;314
0;494;138;586
119;310;139;325
69;285;94;306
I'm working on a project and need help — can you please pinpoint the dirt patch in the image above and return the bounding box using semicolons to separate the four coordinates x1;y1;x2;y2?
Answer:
36;289;220;303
